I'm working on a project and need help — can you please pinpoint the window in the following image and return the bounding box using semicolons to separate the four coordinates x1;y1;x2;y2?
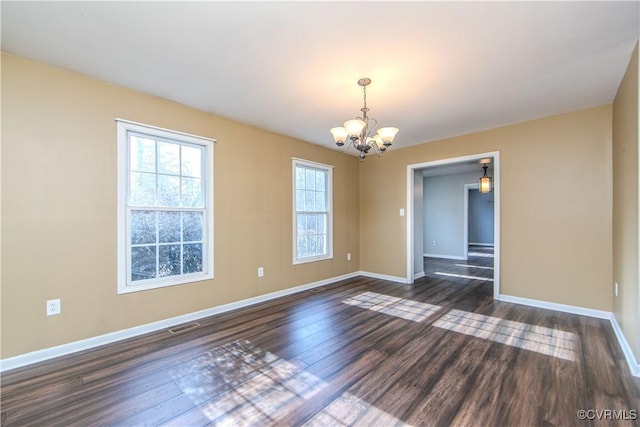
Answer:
293;158;333;264
117;119;214;294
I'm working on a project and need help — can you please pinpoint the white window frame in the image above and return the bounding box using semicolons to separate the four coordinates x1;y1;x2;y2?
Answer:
117;119;215;294
292;158;333;264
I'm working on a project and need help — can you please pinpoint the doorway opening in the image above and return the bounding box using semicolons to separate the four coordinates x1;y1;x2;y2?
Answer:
406;152;500;300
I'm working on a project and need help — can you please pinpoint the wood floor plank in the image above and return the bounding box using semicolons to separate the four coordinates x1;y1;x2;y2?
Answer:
540;312;590;427
447;342;519;426
403;337;492;426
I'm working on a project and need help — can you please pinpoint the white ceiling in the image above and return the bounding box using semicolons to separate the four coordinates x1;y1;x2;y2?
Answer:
2;1;639;153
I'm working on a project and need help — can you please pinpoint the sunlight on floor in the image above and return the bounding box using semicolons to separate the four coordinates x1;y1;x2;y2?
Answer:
342;291;441;322
171;339;409;426
468;251;494;258
303;392;411;426
434;272;494;282
455;263;494;270
433;310;577;361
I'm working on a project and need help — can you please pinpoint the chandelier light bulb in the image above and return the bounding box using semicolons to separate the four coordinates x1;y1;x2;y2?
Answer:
344;119;366;137
373;135;386;151
330;127;347;145
376;127;399;146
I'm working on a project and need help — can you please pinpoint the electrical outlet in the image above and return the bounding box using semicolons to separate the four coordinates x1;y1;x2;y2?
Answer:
347;253;351;261
46;299;61;316
432;240;437;246
399;208;405;216
615;282;619;297
257;267;264;278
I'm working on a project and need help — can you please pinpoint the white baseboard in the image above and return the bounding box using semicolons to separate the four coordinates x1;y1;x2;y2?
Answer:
469;243;494;247
0;271;360;373
499;293;639;378
413;271;426;280
423;253;466;260
610;314;640;377
498;294;611;319
358;271;410;284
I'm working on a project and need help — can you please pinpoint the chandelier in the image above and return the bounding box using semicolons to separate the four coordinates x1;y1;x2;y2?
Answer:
330;78;399;162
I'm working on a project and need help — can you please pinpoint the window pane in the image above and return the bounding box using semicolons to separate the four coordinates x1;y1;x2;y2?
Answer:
183;212;203;242
317;235;326;255
297;235;308;258
307;214;317;234
158;141;180;175
159;244;181;277
181;177;203;208
130;136;156;172
181;145;202;178
305;169;315;191
130;172;156;206
131;246;156;281
131;210;156;244
295;190;305;211
297;213;307;236
157;175;180;207
158;211;180;243
295;167;305;190
315;191;326;211
308;235;318;255
304;190;315;211
317;214;326;234
183;243;203;274
315;170;325;191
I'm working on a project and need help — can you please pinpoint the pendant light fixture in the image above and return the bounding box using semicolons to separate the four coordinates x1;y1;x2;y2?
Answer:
479;159;492;193
330;78;399;163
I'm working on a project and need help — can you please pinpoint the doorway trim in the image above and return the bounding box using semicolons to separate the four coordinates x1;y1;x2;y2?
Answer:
406;151;501;300
463;183;478;261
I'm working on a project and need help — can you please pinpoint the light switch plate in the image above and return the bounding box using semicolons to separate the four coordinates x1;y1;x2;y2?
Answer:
47;299;61;316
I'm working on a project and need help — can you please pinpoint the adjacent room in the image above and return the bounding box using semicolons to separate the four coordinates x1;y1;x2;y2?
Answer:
1;2;639;426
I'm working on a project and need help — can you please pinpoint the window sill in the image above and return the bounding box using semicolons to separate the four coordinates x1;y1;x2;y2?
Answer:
118;272;213;294
293;255;333;265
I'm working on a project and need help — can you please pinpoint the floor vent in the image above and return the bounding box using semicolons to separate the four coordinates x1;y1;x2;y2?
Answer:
168;322;200;334
309;287;326;293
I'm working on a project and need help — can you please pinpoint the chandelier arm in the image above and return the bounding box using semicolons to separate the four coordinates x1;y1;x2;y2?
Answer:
367;117;378;136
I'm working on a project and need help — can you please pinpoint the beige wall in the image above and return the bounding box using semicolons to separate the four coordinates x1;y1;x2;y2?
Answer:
360;105;613;311
1;53;360;358
613;41;639;360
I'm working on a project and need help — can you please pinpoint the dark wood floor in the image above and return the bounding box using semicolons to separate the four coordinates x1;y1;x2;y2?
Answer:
423;244;495;284
2;258;639;426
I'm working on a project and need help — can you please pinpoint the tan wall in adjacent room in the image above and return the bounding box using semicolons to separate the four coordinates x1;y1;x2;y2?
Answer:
613;41;639;360
1;53;360;358
360;105;613;311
